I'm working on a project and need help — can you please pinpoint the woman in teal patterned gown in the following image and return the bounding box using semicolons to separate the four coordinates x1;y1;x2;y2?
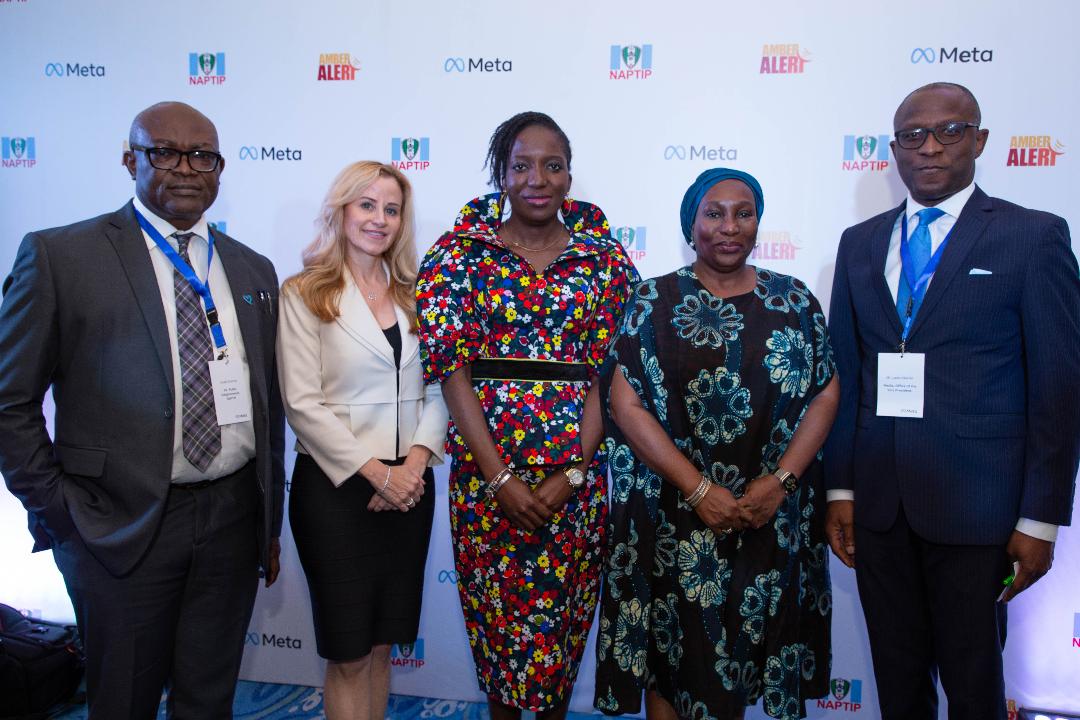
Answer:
594;169;839;720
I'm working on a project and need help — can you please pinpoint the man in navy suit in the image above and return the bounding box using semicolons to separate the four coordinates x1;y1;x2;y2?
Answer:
825;82;1080;719
0;102;284;719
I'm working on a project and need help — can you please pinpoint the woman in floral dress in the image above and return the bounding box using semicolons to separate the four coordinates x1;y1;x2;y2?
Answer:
416;111;638;720
594;169;839;720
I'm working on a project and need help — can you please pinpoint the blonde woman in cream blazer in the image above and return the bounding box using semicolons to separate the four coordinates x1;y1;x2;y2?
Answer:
277;161;447;720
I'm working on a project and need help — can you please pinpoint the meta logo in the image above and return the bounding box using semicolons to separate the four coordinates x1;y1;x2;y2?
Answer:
751;230;802;262
2;136;36;168
44;62;105;78
317;52;360;81
239;146;302;161
911;46;993;64
663;144;737;162
609;44;652;80
614;226;646;261
391;137;430;171
390;639;425;668
244;631;302;650
444;57;512;73
1007;136;1065;167
816;678;862;712
842;134;890;172
760;44;810;74
189;52;226;85
436;569;458;583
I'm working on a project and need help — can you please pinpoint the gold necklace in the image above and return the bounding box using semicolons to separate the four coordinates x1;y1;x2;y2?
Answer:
506;232;565;253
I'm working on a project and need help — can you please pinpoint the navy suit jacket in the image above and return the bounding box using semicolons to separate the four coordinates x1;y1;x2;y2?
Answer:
825;186;1080;545
0;202;286;576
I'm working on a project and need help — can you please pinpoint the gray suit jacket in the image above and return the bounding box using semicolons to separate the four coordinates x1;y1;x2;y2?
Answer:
0;201;285;576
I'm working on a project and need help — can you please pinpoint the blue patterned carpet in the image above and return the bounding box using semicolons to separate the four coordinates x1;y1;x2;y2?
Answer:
50;681;596;719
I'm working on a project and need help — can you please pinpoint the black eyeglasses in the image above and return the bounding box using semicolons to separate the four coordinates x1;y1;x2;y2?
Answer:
894;122;979;150
130;144;223;172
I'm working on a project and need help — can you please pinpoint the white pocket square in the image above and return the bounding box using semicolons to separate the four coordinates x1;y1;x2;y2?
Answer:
968;268;993;275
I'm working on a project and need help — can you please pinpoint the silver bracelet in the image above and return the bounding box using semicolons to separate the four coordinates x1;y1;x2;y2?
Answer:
485;468;514;501
380;465;391;496
686;473;711;508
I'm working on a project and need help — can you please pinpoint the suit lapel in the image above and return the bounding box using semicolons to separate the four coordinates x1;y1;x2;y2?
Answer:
870;203;905;338
104;202;175;400
213;230;268;409
907;187;993;341
336;274;396;368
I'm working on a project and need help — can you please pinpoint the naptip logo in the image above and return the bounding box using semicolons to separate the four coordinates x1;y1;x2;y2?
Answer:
391;137;430;171
816;678;862;712
189;52;226;85
1007;136;1065;167
391;639;425;668
318;53;360;81
614;226;647;261
760;44;810;74
1073;612;1080;648
842;135;890;172
609;44;652;80
2;136;36;168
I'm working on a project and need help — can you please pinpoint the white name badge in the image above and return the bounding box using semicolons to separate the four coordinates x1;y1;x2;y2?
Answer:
207;358;252;425
876;352;925;418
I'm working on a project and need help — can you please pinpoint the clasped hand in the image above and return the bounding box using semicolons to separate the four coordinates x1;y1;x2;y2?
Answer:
694;474;786;535
367;460;426;512
495;470;574;532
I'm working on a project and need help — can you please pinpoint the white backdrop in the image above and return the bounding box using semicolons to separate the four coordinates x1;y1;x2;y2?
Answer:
1;1;1078;717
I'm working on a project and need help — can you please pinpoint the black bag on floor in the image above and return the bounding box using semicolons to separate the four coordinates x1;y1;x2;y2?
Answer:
0;603;84;719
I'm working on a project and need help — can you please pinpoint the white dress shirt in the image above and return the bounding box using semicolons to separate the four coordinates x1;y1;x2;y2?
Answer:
826;183;1058;542
133;197;256;483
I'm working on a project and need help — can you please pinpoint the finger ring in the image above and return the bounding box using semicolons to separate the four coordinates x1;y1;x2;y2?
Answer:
405;498;414;507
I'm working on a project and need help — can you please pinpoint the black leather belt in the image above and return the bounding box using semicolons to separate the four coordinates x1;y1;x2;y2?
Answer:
471;358;589;382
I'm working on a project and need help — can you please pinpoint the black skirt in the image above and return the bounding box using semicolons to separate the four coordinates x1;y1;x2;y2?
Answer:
288;453;435;661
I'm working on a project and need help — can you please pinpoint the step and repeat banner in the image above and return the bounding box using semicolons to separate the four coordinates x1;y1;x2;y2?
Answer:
2;1;1078;717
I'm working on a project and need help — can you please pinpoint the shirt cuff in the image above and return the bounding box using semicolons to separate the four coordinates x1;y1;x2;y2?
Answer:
1015;518;1059;542
826;489;855;503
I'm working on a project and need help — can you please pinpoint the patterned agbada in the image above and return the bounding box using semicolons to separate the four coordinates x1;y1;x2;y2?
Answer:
594;267;835;720
416;193;639;710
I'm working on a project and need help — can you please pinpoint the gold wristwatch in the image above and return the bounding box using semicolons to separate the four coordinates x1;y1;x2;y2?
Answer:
775;468;799;495
565;467;586;489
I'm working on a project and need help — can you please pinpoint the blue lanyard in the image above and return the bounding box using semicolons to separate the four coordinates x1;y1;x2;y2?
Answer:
898;212;954;350
135;210;228;354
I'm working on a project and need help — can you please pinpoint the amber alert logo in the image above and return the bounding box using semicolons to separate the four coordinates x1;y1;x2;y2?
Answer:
391;137;430;171
188;52;225;85
760;44;810;74
1007;135;1065;167
2;136;36;168
751;231;802;262
609;44;652;80
842;134;890;172
317;53;360;81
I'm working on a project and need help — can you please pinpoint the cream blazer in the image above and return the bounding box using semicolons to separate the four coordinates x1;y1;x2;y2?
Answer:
277;273;448;486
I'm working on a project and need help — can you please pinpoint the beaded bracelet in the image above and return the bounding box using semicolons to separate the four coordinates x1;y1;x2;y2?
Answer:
686;473;711;508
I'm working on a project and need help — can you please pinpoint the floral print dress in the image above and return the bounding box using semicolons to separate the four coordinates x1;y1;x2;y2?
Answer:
416;193;638;710
594;267;835;720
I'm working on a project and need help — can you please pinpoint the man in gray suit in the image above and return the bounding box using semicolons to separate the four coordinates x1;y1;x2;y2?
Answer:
0;102;285;719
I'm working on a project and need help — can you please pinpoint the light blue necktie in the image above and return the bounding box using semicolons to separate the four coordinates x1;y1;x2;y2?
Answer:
896;207;945;320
